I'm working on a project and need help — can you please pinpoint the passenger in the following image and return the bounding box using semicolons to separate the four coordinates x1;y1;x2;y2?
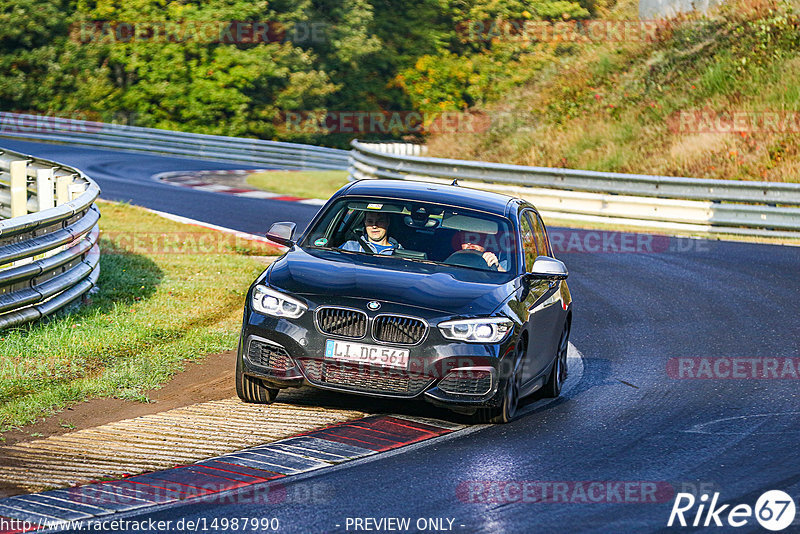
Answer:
340;211;402;255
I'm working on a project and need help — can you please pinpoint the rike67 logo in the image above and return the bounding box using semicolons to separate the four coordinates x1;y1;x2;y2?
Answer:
668;490;796;531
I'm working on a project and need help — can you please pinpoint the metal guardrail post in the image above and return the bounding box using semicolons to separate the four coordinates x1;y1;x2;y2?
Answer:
0;147;101;330
36;168;55;211
10;160;27;217
56;175;71;205
68;179;87;201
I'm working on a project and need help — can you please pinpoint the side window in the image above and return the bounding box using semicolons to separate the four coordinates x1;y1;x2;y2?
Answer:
520;212;537;272
330;209;358;245
528;212;551;257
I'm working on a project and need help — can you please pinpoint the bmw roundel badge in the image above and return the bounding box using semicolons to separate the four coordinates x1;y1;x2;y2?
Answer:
367;301;381;311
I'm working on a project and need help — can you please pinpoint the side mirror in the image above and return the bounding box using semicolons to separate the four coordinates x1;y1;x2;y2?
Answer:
266;222;297;247
528;256;568;280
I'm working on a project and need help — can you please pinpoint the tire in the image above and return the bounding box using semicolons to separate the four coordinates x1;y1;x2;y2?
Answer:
473;341;525;424
541;321;570;398
236;354;279;404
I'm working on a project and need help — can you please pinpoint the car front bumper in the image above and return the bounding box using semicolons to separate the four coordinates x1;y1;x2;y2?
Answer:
237;303;518;411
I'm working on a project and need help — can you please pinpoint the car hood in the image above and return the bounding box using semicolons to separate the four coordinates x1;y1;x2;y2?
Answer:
268;247;514;315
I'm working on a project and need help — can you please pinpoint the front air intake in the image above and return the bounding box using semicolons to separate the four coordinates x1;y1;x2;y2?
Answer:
316;307;368;338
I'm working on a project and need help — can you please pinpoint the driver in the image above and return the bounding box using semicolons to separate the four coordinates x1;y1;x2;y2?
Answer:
459;236;507;272
340;211;402;255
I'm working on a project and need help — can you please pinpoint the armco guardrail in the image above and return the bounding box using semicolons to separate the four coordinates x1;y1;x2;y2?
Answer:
350;141;800;239
0;147;100;329
0;112;349;170
3;113;797;238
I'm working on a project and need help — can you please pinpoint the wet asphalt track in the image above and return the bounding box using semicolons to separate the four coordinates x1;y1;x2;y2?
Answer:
3;139;799;533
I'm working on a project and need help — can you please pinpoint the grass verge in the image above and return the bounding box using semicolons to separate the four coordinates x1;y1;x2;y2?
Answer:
0;201;281;437
427;0;800;183
246;170;349;199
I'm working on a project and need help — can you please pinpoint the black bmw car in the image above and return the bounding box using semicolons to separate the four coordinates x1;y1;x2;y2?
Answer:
235;179;572;423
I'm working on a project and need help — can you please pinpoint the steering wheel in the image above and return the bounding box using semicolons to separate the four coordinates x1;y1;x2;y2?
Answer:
443;249;498;271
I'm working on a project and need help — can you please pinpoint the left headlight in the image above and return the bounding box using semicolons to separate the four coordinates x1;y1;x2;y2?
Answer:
252;285;307;319
438;317;513;343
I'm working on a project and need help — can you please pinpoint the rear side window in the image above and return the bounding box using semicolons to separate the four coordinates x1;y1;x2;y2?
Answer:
526;211;551;256
520;213;537;272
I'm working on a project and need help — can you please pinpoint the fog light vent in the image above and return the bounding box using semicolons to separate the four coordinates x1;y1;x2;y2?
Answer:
248;339;293;371
438;369;493;395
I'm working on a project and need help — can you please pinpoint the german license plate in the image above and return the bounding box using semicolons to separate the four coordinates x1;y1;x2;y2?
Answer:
325;339;409;369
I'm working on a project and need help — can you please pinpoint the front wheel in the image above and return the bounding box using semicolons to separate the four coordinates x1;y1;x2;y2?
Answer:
236;354;279;404
473;342;524;424
541;321;570;398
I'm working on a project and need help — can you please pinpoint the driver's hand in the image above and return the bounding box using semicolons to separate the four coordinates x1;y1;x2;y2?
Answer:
483;251;499;268
482;252;506;272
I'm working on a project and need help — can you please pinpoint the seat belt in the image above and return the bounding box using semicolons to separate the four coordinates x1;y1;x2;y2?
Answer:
356;235;375;254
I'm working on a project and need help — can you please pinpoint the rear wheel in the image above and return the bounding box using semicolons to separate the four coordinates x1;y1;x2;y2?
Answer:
473;341;524;424
236;354;279;403
541;321;570;398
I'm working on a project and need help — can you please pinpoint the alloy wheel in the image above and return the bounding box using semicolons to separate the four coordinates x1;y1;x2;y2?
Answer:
503;344;525;421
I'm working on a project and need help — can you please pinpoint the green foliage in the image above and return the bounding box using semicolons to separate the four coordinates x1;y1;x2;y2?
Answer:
394;52;474;113
1;0;594;145
394;0;591;116
0;0;118;116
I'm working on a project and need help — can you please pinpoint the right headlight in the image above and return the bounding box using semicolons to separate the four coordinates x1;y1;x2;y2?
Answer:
251;285;307;319
438;317;513;343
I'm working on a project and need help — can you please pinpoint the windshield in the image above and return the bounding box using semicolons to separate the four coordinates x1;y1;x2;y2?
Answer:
300;196;518;275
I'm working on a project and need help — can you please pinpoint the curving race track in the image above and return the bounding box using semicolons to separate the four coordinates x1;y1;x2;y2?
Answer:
2;138;799;533
0;139;321;235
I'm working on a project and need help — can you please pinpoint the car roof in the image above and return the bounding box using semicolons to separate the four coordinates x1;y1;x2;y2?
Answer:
341;179;516;216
